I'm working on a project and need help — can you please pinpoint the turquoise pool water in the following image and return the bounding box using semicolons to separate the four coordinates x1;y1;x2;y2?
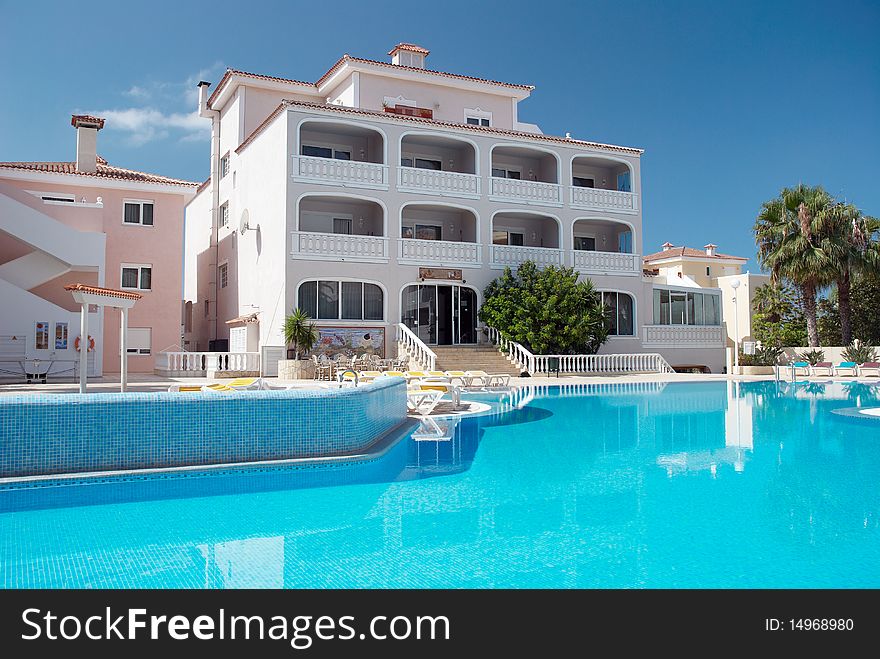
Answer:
2;380;879;588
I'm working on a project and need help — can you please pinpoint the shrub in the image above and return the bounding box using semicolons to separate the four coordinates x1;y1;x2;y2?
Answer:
739;345;784;366
282;308;318;359
797;348;825;365
841;340;877;364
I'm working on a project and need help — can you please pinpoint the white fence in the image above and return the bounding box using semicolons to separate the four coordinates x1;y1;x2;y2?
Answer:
396;323;437;370
490;177;562;204
293;155;388;187
157;351;260;375
397;168;480;198
642;325;725;348
570;186;638;212
571;250;641;274
398;238;481;266
291;231;389;262
487;326;675;376
490;244;563;269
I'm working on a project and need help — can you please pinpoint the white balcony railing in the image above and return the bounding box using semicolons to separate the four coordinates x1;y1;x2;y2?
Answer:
291;231;389;262
157;351;261;374
642;325;725;348
396;323;437;371
571;250;641;275
570;187;638;212
490;244;563;269
398;238;481;266
397;167;480;198
490;177;562;205
292;155;389;188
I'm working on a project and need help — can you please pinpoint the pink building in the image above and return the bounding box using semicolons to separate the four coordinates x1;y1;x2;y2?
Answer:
0;115;198;376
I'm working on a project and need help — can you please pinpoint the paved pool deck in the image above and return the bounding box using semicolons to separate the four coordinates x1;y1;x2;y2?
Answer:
2;371;879;397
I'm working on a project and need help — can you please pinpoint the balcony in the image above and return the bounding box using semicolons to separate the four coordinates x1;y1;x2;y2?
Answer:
294;195;388;263
293;120;388;190
489;145;562;206
569;155;638;214
572;250;641;275
291;231;389;262
641;325;725;348
490;244;563;269
397;133;480;199
398;239;481;266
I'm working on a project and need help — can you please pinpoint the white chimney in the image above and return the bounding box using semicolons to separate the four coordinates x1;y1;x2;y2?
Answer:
704;243;718;257
661;241;674;252
197;80;212;118
389;43;429;69
71;115;104;174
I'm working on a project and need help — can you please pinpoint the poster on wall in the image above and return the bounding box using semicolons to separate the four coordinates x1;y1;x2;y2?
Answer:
312;327;385;358
35;322;49;350
54;322;69;350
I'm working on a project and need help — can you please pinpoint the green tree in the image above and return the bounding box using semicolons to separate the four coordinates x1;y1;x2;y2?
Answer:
479;261;609;354
754;184;836;346
751;282;807;347
819;271;880;345
282;308;318;359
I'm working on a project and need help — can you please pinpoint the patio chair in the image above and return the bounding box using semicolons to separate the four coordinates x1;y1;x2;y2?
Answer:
789;361;811;377
406;388;446;417
835;361;858;376
312;355;332;381
860;362;880;377
811;362;834;377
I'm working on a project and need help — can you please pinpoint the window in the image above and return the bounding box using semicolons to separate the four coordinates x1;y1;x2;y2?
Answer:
652;289;721;325
126;327;151;355
618;231;633;254
574;236;596;251
219;202;229;228
492;167;521;180
616;171;632;192
401;157;414;167
601;292;635;336
204;299;210;318
572;176;595;188
54;322;68;350
123;200;154;226
297;280;384;321
121;264;152;290
706;266;711;276
220;153;230;178
332;218;352;235
464;108;492;126
415;158;441;170
414;224;441;241
219;263;228;289
35;321;49;350
493;231;524;246
301;145;351;160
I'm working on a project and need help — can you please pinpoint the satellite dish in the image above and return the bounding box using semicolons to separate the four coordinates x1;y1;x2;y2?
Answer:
239;209;252;235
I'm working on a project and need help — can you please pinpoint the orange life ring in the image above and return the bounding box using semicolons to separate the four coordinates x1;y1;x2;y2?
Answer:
74;335;95;352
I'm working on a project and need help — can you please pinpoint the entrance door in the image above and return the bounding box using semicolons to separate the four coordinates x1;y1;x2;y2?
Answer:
402;284;478;345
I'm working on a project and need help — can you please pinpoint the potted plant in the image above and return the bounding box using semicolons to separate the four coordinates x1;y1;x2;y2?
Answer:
278;308;318;380
738;345;783;375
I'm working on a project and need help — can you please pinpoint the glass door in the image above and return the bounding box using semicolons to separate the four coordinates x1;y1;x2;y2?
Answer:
402;285;478;345
670;292;687;325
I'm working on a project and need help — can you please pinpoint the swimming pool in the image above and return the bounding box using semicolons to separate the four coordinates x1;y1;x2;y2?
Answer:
2;380;879;588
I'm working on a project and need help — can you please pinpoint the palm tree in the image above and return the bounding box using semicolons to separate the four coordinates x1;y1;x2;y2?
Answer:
282;308;318;359
751;281;791;324
819;203;879;344
755;184;835;347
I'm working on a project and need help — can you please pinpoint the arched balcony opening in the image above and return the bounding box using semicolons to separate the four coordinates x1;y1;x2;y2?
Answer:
571;218;640;275
294;120;388;188
569;155;637;213
398;203;480;267
292;194;388;263
398;133;480;198
490;145;562;205
490;211;562;269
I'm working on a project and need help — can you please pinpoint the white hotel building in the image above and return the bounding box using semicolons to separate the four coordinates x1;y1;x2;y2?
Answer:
183;43;725;374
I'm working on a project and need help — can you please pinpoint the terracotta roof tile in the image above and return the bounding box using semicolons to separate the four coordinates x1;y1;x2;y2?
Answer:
643;246;747;262
0;158;199;187
236;99;643;156
71;114;106;129
206;69;315;107
196;176;211;193
388;43;430;56
64;283;143;300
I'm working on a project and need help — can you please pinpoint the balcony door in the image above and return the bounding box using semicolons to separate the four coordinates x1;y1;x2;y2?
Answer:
402;284;477;345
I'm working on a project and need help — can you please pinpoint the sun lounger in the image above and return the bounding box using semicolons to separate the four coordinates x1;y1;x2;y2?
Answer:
382;370;407;378
411;378;462;408
860;362;880;377
227;377;262;390
811;362;833;376
790;361;811;377
835;361;858;376
406;388;446;416
443;370;468;385
167;384;204;392
357;370;382;382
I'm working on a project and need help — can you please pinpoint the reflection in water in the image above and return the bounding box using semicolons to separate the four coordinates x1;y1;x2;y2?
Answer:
3;381;880;588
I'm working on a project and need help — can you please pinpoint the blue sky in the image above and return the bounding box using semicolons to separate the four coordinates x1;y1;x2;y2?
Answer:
1;0;877;269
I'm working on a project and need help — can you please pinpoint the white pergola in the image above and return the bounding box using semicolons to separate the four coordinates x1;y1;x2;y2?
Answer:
65;283;143;393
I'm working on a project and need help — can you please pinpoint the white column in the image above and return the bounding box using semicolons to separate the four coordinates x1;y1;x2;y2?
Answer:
79;302;88;393
120;307;128;392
